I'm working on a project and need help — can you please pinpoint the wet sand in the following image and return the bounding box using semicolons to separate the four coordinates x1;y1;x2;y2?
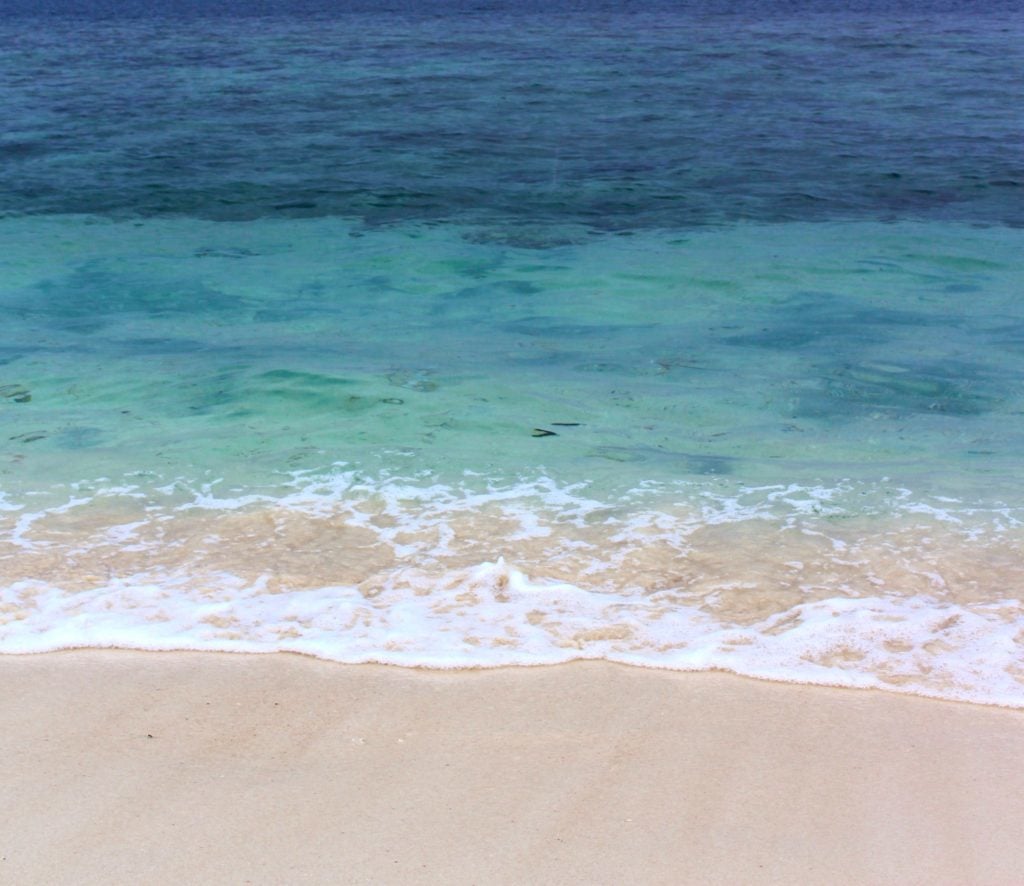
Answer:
2;651;1023;885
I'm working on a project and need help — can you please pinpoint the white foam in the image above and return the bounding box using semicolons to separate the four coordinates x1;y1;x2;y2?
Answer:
3;471;1024;708
8;496;92;550
4;560;1023;707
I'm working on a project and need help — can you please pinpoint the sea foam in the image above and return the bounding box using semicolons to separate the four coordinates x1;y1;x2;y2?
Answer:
3;469;1023;708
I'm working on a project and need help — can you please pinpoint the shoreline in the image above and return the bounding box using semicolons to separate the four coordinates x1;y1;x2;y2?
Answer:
3;651;1023;885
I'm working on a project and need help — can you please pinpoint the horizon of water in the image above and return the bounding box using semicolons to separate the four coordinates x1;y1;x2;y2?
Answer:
2;0;1024;707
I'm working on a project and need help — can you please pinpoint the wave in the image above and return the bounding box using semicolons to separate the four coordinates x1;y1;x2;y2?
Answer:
3;468;1023;707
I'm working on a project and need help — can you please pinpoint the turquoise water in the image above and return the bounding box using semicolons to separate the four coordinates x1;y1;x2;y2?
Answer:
3;215;1024;500
2;1;1024;705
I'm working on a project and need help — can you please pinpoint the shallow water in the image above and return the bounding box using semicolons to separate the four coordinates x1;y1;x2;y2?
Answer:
2;0;1023;706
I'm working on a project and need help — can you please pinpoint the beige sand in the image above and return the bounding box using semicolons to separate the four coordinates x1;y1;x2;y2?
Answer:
2;652;1022;885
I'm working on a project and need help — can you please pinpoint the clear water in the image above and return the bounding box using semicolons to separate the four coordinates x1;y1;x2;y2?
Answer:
2;0;1024;705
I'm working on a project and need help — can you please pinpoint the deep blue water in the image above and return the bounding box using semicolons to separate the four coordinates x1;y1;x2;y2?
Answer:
2;0;1021;232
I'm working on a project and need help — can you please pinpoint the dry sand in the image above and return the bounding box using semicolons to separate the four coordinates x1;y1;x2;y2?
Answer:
2;651;1023;885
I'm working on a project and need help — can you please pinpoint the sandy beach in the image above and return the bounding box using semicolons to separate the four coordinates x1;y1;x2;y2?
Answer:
1;652;1022;885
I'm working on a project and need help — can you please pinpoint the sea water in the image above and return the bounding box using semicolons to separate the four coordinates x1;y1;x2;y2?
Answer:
2;0;1023;706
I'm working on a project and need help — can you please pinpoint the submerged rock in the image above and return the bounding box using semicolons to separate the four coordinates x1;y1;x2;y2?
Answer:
798;360;1001;418
0;384;31;403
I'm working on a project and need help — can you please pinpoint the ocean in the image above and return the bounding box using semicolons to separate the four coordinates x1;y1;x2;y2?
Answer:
2;0;1023;706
